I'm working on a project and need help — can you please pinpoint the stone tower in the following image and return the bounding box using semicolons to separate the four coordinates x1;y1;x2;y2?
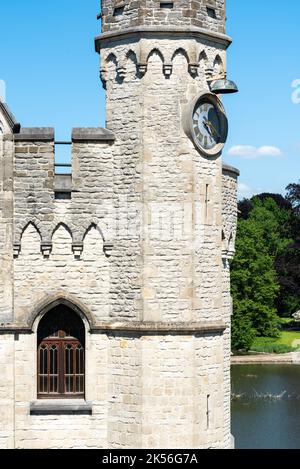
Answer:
94;0;238;449
0;0;238;449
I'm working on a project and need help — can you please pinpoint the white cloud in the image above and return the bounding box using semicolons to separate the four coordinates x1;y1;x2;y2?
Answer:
228;145;282;159
238;182;258;200
257;146;282;157
228;145;257;157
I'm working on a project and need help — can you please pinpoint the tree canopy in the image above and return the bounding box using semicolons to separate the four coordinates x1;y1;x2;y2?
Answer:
231;183;300;351
286;182;300;215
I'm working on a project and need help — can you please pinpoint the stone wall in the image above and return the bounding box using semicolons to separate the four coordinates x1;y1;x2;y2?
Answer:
0;335;14;449
221;165;239;449
12;134;115;327
222;165;239;258
141;333;226;449
13;135;55;249
0;328;230;449
0;332;108;449
101;32;234;449
101;0;226;34
0;133;14;323
102;36;227;325
14;223;110;325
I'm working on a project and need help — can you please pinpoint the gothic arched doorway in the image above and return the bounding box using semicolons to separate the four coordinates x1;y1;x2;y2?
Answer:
37;305;85;399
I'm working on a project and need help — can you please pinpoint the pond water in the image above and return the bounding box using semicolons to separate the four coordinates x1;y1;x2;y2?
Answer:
231;364;300;449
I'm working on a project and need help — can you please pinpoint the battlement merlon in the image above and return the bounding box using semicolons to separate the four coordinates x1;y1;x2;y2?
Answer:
72;128;115;142
13;128;115;143
14;128;55;142
12;127;115;211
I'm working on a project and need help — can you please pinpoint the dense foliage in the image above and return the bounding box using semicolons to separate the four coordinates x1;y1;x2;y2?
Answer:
231;182;300;351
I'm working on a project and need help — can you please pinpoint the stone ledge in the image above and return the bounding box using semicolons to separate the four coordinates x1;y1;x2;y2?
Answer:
0;326;32;335
14;128;54;142
222;163;240;177
91;321;227;335
30;400;93;416
54;174;72;191
95;26;232;52
0;321;227;335
72;128;115;142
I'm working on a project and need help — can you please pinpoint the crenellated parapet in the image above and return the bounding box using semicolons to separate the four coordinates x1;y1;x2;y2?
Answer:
97;0;231;90
12;128;116;262
100;0;226;35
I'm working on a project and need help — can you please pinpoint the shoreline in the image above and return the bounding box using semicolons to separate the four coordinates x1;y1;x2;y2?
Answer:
231;351;300;365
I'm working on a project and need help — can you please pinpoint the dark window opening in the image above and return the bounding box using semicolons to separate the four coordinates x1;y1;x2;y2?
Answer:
207;7;217;19
160;2;174;9
113;6;125;16
37;306;85;399
55;192;72;200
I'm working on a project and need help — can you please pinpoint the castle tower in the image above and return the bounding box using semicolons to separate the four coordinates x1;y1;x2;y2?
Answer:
94;0;238;449
0;1;238;450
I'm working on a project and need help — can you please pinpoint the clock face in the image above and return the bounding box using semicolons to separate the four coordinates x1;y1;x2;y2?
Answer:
186;92;228;157
193;102;221;150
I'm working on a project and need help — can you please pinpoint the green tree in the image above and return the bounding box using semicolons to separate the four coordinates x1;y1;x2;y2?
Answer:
276;240;300;315
231;217;280;350
286;182;300;215
231;302;255;351
247;197;293;258
232;190;300;350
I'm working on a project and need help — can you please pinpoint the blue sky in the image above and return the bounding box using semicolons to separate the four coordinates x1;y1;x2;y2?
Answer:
0;0;299;198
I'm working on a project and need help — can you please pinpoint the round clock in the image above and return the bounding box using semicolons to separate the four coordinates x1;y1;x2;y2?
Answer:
184;91;228;157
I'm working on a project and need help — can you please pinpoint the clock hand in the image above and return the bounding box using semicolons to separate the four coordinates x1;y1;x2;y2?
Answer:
203;118;213;135
205;120;221;140
203;123;213;142
203;119;215;143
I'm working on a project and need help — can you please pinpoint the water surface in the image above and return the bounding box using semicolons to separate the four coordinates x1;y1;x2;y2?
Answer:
232;364;300;449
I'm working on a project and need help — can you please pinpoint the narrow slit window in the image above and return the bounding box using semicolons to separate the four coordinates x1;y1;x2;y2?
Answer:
55;192;72;200
207;7;217;19
113;6;125;16
207;394;211;429
205;183;210;222
160;2;174;9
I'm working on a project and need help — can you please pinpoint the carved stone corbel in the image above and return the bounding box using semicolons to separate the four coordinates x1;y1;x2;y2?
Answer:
188;63;199;77
138;63;147;76
13;243;21;259
117;65;126;80
227;250;235;263
205;67;214;82
72;243;84;260
163;63;173;78
103;242;114;258
41;242;52;259
100;67;108;90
